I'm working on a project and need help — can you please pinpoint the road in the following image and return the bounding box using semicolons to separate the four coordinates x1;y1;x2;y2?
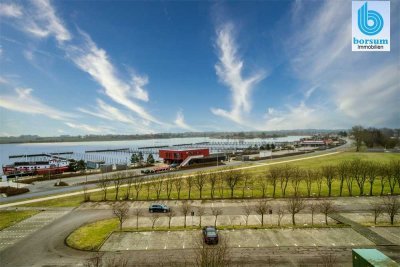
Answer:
0;149;345;208
1;196;399;267
1;139;353;204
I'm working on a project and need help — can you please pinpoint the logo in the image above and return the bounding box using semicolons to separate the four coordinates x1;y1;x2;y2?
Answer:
352;1;390;52
357;2;383;35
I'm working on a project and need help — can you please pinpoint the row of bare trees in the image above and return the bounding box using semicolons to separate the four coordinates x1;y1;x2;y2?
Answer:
96;159;399;202
371;195;400;225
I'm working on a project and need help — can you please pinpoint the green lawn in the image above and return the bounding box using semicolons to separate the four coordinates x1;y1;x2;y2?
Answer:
66;218;118;251
19;152;400;207
0;210;40;230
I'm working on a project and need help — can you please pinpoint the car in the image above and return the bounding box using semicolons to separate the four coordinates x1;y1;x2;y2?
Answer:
202;226;219;245
149;203;171;213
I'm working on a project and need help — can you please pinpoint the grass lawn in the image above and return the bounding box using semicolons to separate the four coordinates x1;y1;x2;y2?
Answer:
19;152;400;207
0;210;40;230
66;218;118;251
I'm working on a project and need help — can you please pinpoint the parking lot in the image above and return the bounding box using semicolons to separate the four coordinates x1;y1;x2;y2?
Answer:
100;227;374;251
0;210;71;251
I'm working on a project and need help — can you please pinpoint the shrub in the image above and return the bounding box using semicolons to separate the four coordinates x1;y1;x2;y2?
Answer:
0;186;30;196
54;181;69;186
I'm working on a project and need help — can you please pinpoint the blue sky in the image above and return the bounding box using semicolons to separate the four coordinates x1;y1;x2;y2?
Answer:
0;0;398;136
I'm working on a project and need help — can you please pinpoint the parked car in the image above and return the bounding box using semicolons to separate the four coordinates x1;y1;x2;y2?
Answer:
149;203;171;213
202;226;219;245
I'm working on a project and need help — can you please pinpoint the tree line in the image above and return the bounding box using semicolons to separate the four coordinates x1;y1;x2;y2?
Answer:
352;125;399;151
91;159;399;202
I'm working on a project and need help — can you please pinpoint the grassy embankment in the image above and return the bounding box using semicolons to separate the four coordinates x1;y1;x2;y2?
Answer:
21;152;400;208
0;210;40;230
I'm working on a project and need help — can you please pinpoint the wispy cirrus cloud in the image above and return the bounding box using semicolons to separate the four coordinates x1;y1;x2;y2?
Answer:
78;99;153;133
174;110;196;132
263;0;399;129
0;3;22;18
211;23;266;125
66;31;160;125
0;87;75;121
65;122;113;134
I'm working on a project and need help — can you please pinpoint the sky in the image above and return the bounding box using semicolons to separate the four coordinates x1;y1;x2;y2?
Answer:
0;0;398;136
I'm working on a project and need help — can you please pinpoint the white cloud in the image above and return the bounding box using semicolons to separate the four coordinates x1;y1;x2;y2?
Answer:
0;3;22;18
78;99;152;133
65;122;112;134
174;110;196;131
211;23;266;124
130;74;149;102
66;31;161;125
27;0;71;43
0;87;75;121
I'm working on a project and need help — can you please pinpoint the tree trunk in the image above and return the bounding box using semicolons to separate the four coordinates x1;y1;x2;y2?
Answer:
184;215;187;228
261;214;264;226
292;214;295;225
390;215;394;225
369;182;374;196
273;186;276;198
339;179;344;196
325;214;328;225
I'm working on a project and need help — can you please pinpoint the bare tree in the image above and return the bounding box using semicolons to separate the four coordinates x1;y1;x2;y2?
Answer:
194;236;230;267
113;175;123;200
391;160;400;190
385;162;398;195
241;173;250;198
258;173;269;198
321;165;336;197
318;199;336;225
113;202;129;230
217;172;225;198
165;175;174;199
336;161;349;197
209;173;217;199
144;182;151;200
320;253;337;267
254;199;269;226
152;178;163;200
133;177;144;200
84;252;104;267
367;162;379;196
285;196;305;226
304;169;316;197
269;166;280;198
98;175;110;201
280;164;291;197
167;210;176;229
181;201;191;228
186;176;195;199
351;125;364;152
309;202;318;226
225;170;242;198
347;159;361;196
195;172;207;199
371;202;384;225
277;205;285;227
83;184;90;202
383;195;399;225
356;160;369;196
291;167;303;196
105;255;129;267
242;205;252;226
124;177;134;200
197;206;205;227
315;171;323;197
174;178;183;200
149;213;160;229
379;165;388;196
132;208;142;230
211;207;223;227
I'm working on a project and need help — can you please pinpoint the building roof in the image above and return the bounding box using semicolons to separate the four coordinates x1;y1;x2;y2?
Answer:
353;249;398;266
159;147;209;152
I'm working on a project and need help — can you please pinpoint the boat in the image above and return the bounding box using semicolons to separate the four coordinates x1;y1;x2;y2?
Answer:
2;159;70;175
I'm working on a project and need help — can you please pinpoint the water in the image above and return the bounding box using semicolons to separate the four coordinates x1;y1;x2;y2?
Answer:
0;136;307;174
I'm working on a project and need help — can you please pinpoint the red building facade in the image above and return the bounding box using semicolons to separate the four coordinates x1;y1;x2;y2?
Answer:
159;148;210;164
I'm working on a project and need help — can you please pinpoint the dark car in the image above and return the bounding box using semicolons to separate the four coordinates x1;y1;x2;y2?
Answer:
202;226;219;245
149;203;170;213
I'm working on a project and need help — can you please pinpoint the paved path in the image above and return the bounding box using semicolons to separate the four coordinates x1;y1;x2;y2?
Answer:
329;213;395;246
0;151;341;209
0;209;72;251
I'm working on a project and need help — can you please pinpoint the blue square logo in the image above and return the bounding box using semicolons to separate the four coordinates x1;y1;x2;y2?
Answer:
352;1;390;51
